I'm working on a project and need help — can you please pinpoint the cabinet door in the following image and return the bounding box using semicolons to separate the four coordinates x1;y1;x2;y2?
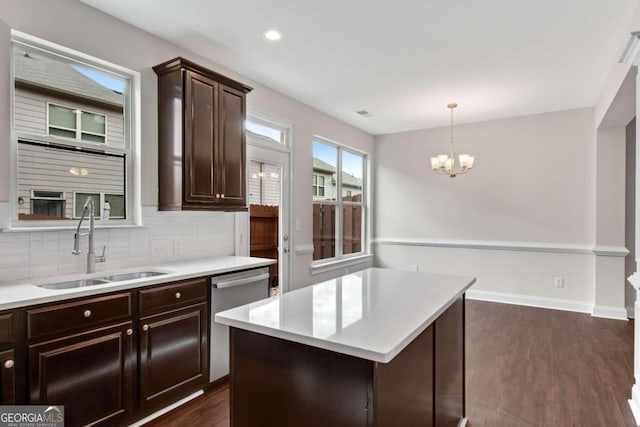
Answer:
0;349;15;404
184;70;219;206
218;84;246;206
29;322;134;427
139;303;207;410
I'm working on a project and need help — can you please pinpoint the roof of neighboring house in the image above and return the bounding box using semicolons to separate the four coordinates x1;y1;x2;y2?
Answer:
14;48;124;108
313;157;362;188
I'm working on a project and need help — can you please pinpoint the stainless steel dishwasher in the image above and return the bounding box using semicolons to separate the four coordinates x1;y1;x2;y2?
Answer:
210;266;270;382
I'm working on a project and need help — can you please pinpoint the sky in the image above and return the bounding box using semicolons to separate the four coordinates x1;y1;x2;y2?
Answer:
72;65;125;93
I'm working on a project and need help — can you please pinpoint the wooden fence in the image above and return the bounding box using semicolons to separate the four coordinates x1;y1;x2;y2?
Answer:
249;204;279;287
313;195;362;261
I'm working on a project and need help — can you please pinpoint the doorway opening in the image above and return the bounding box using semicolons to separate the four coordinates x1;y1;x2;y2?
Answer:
246;115;292;295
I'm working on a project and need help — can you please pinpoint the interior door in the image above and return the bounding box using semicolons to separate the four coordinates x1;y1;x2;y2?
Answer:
247;135;291;293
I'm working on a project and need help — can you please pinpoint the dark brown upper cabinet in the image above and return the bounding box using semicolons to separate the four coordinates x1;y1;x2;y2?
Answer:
154;57;252;211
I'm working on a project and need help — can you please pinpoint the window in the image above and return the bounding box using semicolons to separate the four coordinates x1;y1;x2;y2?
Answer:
11;30;140;227
247;118;287;145
48;103;107;143
30;190;65;219
312;139;366;262
74;192;126;219
312;174;325;197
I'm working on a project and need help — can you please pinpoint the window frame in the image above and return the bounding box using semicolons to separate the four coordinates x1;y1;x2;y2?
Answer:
312;137;368;265
8;30;142;230
47;102;107;144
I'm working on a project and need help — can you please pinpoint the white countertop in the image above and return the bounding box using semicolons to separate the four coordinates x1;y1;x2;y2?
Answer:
0;256;275;310
215;267;475;363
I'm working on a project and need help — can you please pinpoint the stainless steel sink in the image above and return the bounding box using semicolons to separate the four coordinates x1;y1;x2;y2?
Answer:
36;271;168;290
37;278;111;290
100;271;167;282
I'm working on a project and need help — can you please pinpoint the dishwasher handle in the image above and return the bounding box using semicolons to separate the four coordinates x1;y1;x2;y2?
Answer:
212;272;270;289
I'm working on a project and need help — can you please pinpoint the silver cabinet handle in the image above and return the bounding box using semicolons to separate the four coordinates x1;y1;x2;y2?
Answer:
221;194;225;198
126;329;133;336
216;194;220;198
175;292;181;299
84;309;92;318
3;360;14;369
142;324;149;331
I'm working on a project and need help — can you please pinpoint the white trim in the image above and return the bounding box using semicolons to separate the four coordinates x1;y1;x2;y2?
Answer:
374;237;628;256
629;272;640;290
629;384;640;426
593;245;630;257
466;289;593;314
296;244;314;255
128;390;203;427
627;306;635;319
620;32;640;66
591;305;629;320
310;254;373;275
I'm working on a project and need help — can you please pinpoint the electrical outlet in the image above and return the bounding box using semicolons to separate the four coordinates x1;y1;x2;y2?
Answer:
410;264;419;272
554;277;564;288
151;240;167;257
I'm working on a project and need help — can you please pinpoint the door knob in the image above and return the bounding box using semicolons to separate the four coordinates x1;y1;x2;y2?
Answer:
3;359;14;369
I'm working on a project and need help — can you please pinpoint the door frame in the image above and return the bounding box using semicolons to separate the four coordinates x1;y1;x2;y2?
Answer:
245;111;294;293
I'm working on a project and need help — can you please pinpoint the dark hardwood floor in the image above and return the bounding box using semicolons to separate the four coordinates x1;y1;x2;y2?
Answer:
145;300;636;427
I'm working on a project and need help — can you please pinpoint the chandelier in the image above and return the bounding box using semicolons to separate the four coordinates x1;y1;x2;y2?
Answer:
430;103;474;177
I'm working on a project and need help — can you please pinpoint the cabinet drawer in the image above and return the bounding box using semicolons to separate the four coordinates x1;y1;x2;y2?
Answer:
139;278;207;315
0;313;14;347
27;293;132;341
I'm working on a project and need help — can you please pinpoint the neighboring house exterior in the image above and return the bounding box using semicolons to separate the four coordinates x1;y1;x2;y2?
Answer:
13;48;126;219
312;157;362;201
248;160;280;206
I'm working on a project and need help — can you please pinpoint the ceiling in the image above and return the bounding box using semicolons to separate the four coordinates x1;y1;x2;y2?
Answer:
79;0;639;135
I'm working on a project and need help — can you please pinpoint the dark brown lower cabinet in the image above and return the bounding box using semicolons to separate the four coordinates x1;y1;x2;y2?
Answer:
0;349;16;404
230;296;465;427
28;321;134;427
139;302;207;410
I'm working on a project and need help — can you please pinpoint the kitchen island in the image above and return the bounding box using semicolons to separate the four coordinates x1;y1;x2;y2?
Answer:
215;267;476;427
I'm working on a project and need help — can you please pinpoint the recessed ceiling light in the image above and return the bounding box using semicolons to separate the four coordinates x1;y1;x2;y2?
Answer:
263;29;282;41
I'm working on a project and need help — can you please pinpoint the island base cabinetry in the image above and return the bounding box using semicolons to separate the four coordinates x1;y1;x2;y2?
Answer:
230;295;465;427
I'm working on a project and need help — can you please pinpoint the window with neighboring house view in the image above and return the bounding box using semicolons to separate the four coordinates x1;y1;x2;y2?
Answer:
312;139;367;262
12;31;138;225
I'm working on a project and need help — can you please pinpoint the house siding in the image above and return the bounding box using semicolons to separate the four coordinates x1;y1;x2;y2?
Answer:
15;88;125;146
18;142;124;218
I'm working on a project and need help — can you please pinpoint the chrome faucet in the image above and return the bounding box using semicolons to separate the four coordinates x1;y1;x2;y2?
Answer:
72;197;106;273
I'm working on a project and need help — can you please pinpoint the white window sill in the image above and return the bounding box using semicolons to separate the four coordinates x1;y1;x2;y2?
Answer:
310;254;374;275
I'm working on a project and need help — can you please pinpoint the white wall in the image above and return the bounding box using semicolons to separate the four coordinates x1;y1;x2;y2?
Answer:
374;108;598;307
0;0;374;287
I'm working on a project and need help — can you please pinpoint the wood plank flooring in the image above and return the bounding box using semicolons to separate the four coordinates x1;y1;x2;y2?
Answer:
145;300;636;427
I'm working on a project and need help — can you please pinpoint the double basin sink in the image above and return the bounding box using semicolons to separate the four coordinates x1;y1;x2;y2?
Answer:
37;271;168;290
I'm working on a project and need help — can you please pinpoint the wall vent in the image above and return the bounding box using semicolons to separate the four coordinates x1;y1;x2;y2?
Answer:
355;110;373;118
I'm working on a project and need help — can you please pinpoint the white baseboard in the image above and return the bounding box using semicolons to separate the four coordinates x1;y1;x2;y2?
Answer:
128;390;203;427
628;306;635;319
629;384;640;426
592;305;629;320
466;289;593;314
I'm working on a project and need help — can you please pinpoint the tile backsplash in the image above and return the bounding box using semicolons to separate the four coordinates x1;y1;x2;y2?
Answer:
0;206;237;283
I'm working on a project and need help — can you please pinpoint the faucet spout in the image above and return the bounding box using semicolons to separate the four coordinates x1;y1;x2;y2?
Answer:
71;197;105;273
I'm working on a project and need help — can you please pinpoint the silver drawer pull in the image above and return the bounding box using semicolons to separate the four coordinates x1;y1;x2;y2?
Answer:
221;194;225;198
215;194;220;198
83;309;92;318
3;360;14;369
142;324;149;332
175;292;181;299
126;329;133;336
